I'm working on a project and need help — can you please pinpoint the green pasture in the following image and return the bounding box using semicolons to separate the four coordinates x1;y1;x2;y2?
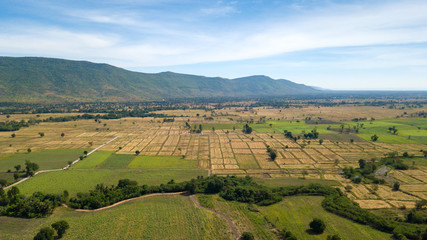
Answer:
98;154;135;169
128;155;197;169
193;123;244;130
252;120;335;134
0;195;232;240
346;118;427;144
0;149;87;172
253;177;340;188
70;151;113;169
260;196;391;240
17;169;208;196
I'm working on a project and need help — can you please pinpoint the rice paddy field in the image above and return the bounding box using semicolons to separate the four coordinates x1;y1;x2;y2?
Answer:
0;104;426;239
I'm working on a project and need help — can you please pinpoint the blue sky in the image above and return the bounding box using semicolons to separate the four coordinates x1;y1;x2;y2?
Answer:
1;0;427;90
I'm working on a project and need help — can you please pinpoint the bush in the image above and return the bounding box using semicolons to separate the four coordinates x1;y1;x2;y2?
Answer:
327;234;342;240
33;227;55;240
240;231;254;240
51;220;70;238
309;218;326;234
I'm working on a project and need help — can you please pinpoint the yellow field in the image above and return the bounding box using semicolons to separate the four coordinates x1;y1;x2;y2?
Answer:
1;104;426;209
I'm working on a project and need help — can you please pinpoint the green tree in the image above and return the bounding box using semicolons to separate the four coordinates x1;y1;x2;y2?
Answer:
358;159;366;169
268;149;277;161
11;133;16;138
51;220;70;238
243;124;252;134
371;134;379;142
319;139;323;145
327;234;342;240
241;232;254;240
14;164;21;172
25;160;39;176
0;179;7;187
135;150;140;156
7;186;19;199
61;133;65;137
345;185;353;192
39;132;45;137
33;227;55;240
421;228;427;240
393;182;400;191
309;218;326;234
27;148;32;153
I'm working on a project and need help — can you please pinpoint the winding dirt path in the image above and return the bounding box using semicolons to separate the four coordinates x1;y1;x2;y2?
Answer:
189;195;239;239
63;192;239;239
64;192;186;212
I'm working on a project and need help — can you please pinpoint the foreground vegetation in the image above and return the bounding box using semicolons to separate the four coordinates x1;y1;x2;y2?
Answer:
4;175;421;239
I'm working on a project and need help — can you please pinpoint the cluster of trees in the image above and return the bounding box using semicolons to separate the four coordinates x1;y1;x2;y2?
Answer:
284;130;297;141
33;220;69;240
280;227;297;239
68;176;284;209
266;145;277;161
0;119;38;131
371;134;379;142
322;191;424;239
380;156;409;170
242;124;252;134
0;111;171;132
342;159;385;184
0;187;62;218
406;209;427;224
303;129;319;139
190;124;202;133
343;154;412;184
388;126;398;135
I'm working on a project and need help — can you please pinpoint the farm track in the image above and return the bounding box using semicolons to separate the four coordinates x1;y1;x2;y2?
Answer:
189;195;239;239
63;191;239;239
4;136;119;190
66;192;186;212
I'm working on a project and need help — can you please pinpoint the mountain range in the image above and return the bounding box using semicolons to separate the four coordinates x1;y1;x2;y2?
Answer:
0;57;319;103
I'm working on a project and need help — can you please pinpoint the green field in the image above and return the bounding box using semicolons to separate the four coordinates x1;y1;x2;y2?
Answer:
260;196;391;240
194;123;244;130
348;118;427;144
0;195;232;240
70;151;113;169
18;169;208;196
0;149;87;172
128;155;198;169
98;154;135;169
253;177;341;188
252;120;335;134
209;194;278;239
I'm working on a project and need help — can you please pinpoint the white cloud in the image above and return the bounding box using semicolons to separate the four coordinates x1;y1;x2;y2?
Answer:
1;0;427;71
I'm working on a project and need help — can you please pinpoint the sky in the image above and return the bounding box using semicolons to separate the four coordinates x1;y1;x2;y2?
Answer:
1;0;427;90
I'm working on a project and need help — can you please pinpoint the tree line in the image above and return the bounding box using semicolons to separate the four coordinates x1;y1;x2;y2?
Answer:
1;175;426;239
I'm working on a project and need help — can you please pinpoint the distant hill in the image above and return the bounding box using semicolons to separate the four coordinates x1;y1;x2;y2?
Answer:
0;57;319;103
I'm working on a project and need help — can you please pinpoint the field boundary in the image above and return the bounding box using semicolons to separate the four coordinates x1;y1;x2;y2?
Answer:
4;136;119;190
